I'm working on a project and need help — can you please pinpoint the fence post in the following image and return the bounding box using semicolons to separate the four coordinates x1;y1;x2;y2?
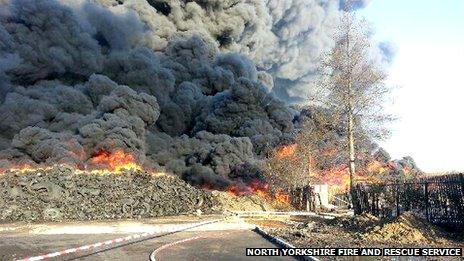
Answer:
305;186;310;212
352;184;361;215
460;174;464;196
460;174;464;223
424;182;429;221
395;181;400;217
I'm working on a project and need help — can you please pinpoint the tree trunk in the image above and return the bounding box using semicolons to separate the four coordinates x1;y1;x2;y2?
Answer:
346;15;356;196
345;17;360;214
348;109;356;192
348;108;360;214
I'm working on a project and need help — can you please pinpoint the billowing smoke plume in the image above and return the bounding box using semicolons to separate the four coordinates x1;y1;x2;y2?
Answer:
0;0;390;187
80;0;389;102
0;0;297;188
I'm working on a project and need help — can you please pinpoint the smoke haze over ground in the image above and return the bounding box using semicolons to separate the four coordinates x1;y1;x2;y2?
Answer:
0;0;395;188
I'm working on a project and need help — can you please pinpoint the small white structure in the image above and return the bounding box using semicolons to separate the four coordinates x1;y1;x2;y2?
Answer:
312;184;329;208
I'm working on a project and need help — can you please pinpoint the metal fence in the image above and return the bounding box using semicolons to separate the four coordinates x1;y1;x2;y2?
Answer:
352;173;464;229
290;185;313;211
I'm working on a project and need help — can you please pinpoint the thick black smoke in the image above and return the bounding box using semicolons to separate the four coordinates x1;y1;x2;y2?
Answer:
0;0;395;188
89;0;389;102
0;0;295;188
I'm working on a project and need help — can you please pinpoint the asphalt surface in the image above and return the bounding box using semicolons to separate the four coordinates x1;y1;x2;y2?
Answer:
1;229;293;261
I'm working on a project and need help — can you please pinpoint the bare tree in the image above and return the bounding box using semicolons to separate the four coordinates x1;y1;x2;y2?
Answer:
263;106;344;189
263;141;311;191
314;6;392;209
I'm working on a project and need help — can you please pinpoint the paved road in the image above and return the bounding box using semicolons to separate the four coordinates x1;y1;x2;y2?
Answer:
1;230;294;261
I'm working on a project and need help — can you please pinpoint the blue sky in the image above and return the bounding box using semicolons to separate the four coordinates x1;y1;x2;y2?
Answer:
359;0;464;172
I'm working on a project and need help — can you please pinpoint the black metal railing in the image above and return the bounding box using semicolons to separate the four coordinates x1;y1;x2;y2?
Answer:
352;173;464;229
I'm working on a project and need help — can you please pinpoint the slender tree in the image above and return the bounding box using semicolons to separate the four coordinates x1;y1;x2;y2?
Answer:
315;5;392;211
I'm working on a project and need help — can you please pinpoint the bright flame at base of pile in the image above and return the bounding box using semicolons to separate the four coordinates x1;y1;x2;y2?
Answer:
90;149;142;173
0;149;165;177
225;180;291;205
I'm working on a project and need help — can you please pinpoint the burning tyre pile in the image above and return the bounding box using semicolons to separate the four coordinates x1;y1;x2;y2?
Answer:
0;0;395;223
0;167;215;222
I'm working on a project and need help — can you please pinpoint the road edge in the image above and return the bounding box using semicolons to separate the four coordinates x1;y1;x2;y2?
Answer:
253;226;320;261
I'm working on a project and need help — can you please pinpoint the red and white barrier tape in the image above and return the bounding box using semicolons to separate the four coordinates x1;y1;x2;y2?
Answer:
16;212;325;260
16;219;222;261
149;236;204;261
149;232;233;261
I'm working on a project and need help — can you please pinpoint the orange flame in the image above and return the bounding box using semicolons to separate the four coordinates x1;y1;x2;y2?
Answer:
226;180;290;205
367;161;387;173
402;166;412;175
310;158;415;197
90;149;142;172
276;144;297;158
312;166;350;195
226;180;268;197
2;164;54;174
0;149;168;177
275;190;291;204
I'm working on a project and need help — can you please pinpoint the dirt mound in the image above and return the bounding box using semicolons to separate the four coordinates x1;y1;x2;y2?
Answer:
269;212;462;252
329;212;380;232
0;168;216;222
362;212;446;244
211;191;273;212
